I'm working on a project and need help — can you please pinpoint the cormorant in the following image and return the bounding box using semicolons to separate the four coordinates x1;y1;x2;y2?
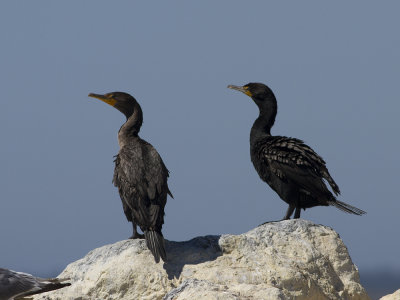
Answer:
0;268;70;300
88;92;173;263
227;83;366;220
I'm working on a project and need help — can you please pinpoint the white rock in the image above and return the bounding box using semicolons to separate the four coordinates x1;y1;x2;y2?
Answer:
380;289;400;300
32;219;370;300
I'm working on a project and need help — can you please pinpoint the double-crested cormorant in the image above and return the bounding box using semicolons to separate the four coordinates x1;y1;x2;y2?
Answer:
0;268;70;300
88;92;173;263
227;83;366;220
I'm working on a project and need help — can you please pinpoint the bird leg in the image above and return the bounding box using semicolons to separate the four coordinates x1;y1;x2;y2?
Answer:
294;206;301;218
283;204;295;220
293;195;303;218
129;221;144;239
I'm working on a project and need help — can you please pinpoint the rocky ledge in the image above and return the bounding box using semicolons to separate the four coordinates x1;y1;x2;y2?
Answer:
33;220;371;300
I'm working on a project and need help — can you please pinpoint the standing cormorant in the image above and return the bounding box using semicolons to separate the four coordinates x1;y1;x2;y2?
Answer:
88;92;173;263
0;268;70;300
227;83;365;220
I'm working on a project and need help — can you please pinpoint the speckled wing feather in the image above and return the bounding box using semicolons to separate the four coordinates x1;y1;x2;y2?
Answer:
259;136;340;196
113;140;171;232
0;268;70;300
0;268;36;300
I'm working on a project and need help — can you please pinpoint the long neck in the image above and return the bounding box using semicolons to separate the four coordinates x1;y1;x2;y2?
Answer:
118;102;143;148
250;100;277;142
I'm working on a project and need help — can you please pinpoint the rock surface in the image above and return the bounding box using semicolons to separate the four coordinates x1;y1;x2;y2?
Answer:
32;220;370;300
380;289;400;300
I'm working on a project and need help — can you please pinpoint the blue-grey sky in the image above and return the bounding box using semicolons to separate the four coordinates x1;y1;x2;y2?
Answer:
1;0;399;282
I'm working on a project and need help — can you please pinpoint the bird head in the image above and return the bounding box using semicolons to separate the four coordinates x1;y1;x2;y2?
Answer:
88;92;137;118
227;82;276;109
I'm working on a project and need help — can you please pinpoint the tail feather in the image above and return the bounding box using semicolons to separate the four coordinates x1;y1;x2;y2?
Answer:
329;200;366;215
144;230;166;263
15;281;71;299
322;169;341;196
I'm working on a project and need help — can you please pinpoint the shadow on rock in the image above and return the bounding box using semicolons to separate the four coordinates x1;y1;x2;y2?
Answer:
163;235;222;279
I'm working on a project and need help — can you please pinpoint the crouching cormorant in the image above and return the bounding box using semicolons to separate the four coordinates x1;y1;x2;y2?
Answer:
89;92;173;263
0;268;70;300
227;82;365;220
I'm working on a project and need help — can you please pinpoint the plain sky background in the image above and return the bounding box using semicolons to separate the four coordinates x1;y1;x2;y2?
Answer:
0;0;399;290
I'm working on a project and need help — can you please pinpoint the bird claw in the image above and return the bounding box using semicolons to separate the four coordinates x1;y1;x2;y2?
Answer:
129;233;145;239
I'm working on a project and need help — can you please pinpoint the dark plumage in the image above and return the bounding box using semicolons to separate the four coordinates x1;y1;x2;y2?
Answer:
227;82;365;220
88;92;172;263
0;268;70;300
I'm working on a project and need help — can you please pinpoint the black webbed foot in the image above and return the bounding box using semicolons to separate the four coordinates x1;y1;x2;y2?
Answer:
129;232;145;239
129;222;144;239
